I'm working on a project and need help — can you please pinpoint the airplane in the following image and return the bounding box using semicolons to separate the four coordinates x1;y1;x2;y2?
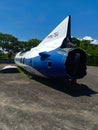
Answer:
14;16;87;86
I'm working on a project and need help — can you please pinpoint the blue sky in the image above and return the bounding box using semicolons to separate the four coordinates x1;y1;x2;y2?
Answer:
0;0;98;42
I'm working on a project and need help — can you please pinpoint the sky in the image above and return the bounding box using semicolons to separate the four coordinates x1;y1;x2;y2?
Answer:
0;0;98;43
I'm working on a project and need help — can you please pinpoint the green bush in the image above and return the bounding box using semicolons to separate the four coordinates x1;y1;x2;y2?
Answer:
87;55;98;66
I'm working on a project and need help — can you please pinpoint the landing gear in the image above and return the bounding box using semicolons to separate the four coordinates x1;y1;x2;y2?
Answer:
66;79;77;90
69;79;77;86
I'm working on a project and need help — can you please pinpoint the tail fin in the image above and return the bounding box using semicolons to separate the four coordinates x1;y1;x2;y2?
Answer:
38;16;71;50
61;16;75;48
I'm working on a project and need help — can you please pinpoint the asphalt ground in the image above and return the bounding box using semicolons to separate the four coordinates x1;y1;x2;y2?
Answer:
0;64;98;130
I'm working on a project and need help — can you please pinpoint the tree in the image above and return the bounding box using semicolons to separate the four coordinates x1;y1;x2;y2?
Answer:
0;33;18;52
28;39;41;48
72;37;80;47
0;33;41;54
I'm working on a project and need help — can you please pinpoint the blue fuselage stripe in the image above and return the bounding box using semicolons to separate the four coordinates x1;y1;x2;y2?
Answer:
15;49;69;79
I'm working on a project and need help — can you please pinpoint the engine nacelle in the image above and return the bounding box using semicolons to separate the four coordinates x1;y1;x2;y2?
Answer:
65;48;87;79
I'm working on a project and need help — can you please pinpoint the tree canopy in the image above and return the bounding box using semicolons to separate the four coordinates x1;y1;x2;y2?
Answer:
72;37;98;66
0;33;41;54
72;37;98;56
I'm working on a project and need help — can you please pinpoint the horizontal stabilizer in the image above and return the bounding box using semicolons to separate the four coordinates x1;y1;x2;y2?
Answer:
0;65;19;73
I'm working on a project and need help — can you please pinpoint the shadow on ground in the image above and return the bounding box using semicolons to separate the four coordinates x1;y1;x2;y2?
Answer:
31;76;98;97
1;65;97;97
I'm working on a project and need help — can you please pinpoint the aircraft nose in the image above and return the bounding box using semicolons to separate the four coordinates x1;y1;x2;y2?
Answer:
65;49;87;79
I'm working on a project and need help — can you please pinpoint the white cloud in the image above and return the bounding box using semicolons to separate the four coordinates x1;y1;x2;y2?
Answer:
91;39;98;45
83;36;93;41
83;36;98;45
